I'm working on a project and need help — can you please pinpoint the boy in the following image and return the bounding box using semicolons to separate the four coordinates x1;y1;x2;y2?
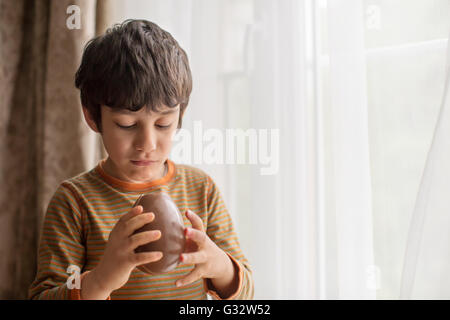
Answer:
28;19;254;300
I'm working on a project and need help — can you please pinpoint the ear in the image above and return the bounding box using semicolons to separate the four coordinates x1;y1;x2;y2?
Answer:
82;106;100;133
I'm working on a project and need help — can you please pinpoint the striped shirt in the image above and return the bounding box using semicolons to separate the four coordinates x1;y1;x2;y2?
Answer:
28;159;254;300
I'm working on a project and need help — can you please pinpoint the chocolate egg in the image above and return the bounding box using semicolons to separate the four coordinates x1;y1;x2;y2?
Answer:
132;192;185;275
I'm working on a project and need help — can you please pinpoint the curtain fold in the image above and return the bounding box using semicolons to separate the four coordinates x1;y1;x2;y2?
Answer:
0;0;105;299
0;0;49;299
248;0;314;299
400;34;450;299
326;0;375;299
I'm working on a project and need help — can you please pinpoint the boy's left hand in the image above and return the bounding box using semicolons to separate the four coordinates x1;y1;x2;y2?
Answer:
176;209;234;288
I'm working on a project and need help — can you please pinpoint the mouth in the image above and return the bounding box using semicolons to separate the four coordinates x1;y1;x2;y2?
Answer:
131;160;158;166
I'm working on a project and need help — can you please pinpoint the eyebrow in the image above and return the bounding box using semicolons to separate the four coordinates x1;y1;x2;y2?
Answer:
112;107;179;115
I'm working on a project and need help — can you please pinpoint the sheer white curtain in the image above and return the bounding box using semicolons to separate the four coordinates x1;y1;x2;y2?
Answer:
247;0;375;299
324;0;375;299
247;0;317;299
322;0;449;299
401;34;450;299
358;1;449;299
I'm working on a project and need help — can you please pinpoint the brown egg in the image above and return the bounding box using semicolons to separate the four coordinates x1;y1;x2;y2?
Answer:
132;192;185;275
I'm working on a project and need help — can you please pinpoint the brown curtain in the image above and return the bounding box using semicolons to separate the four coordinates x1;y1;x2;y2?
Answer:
0;0;114;299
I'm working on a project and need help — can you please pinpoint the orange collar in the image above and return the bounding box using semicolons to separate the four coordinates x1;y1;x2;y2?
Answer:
95;158;176;192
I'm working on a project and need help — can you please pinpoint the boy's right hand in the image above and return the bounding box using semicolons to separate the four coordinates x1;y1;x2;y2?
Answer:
91;205;163;294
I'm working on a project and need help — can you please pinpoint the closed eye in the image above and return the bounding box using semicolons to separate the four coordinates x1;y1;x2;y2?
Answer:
116;123;172;130
156;124;171;129
116;123;136;129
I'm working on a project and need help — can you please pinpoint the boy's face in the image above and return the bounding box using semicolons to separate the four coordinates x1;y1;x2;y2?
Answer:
83;104;180;183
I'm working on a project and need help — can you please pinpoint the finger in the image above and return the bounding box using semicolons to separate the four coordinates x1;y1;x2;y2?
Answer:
180;250;207;265
184;228;207;247
120;205;144;223
129;230;161;250
185;210;205;232
124;212;155;236
176;266;203;287
134;251;163;266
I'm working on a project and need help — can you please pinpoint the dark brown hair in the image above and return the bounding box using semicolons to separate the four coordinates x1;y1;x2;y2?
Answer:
75;19;192;132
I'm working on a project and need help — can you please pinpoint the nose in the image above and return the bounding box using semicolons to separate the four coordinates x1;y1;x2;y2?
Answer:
134;125;157;152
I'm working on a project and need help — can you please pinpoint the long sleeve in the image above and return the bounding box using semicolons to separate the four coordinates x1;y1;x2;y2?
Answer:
29;161;254;300
203;175;255;300
28;182;86;299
